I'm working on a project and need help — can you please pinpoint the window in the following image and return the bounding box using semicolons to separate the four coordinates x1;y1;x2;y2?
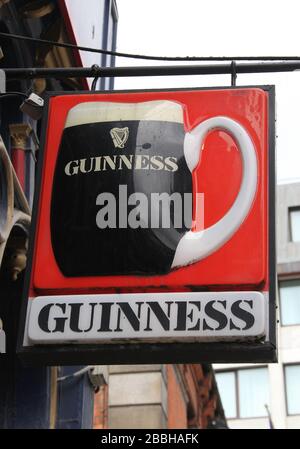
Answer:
279;280;300;326
285;365;300;415
215;371;237;418
216;367;269;419
289;207;300;242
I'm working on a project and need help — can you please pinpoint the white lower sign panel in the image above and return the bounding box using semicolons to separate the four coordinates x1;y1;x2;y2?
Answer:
26;292;266;344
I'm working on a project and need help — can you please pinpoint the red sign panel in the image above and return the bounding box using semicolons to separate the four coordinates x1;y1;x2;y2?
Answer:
18;87;276;365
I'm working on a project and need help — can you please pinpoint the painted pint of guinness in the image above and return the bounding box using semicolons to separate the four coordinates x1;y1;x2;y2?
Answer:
51;101;192;276
51;100;258;277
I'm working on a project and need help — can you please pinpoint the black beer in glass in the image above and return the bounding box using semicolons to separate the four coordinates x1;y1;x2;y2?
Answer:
50;101;192;276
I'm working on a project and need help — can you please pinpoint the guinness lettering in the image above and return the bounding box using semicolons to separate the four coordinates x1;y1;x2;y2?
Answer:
64;154;179;175
27;292;266;343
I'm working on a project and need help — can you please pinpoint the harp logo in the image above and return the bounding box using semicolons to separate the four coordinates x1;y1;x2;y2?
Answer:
110;127;129;149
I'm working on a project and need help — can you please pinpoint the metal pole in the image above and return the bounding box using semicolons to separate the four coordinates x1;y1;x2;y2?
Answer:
3;61;300;80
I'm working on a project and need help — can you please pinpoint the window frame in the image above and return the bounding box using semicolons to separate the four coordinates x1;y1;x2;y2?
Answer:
279;278;300;327
216;366;270;420
289;206;300;243
284;363;300;416
214;370;239;419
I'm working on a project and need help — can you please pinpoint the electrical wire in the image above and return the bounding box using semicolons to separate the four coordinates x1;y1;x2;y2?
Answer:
0;92;27;99
91;65;100;90
91;77;99;90
0;93;42;113
1;31;300;62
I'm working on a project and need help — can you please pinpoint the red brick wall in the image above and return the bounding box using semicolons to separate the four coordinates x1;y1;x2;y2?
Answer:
167;365;187;429
93;384;108;429
167;364;218;429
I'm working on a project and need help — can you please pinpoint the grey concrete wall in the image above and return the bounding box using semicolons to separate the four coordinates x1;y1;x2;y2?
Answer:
108;365;168;429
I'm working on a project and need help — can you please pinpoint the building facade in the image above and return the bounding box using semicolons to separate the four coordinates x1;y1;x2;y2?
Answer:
214;182;300;429
0;0;117;428
0;0;227;430
93;364;226;429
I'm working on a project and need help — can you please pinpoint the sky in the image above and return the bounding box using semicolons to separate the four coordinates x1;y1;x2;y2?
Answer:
114;0;300;183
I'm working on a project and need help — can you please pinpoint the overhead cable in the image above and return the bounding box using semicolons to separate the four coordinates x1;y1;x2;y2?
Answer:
1;31;300;62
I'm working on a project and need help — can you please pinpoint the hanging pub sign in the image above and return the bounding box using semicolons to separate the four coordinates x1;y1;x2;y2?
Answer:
17;86;276;364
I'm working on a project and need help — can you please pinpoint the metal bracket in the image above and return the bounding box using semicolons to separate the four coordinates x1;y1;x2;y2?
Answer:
231;61;237;86
88;366;108;392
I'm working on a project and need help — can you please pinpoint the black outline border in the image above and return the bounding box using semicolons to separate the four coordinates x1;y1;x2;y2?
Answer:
17;85;277;365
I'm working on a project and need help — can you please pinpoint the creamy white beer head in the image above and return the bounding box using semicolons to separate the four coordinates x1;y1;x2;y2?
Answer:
64;100;184;128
